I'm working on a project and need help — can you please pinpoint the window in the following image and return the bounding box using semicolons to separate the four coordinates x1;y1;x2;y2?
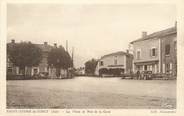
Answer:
174;41;177;50
137;50;141;59
33;69;38;74
114;59;117;65
137;66;140;70
165;44;170;55
144;65;147;71
151;48;156;57
7;68;13;74
100;61;103;66
166;63;170;73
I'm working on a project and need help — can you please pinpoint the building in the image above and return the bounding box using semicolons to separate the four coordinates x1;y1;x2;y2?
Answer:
7;40;67;78
31;42;54;76
75;67;85;76
95;51;133;76
130;23;177;77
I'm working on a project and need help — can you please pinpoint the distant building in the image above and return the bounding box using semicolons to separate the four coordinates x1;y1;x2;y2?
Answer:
130;23;177;77
75;67;85;76
7;40;67;78
32;42;53;76
95;51;133;76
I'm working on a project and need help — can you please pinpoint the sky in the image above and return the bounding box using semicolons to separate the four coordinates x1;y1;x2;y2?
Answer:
7;4;176;68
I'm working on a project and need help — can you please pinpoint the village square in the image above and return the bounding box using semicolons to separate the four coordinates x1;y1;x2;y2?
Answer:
6;4;177;109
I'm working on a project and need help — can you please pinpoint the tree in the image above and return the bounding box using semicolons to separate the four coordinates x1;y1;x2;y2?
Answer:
84;59;98;75
47;46;73;78
99;68;108;76
7;42;42;76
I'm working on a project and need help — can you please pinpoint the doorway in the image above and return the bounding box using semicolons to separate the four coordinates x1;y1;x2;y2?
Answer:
144;65;147;71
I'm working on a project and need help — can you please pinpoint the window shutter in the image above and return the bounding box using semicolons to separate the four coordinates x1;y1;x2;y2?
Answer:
150;49;152;57
155;48;157;56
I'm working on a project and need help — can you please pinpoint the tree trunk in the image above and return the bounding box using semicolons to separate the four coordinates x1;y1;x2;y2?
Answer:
26;66;32;77
66;68;69;78
20;66;26;78
56;67;61;78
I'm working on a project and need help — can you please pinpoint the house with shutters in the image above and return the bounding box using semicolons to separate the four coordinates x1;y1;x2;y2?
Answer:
95;51;133;76
7;40;64;78
130;23;177;77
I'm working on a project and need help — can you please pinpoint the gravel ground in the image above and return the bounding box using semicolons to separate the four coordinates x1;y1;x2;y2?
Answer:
7;77;176;109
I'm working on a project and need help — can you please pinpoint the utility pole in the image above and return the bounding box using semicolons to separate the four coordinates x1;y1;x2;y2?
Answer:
66;40;68;52
72;47;74;68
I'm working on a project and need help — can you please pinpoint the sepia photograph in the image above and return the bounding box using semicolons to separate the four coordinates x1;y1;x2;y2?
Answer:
6;3;177;109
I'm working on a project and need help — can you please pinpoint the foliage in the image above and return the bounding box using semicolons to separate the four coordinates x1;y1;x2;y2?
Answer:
7;42;42;75
99;68;108;76
47;46;73;77
99;68;124;76
84;59;98;75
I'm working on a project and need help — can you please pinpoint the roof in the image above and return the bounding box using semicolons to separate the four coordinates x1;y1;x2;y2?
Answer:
130;26;177;44
35;44;53;52
101;51;133;59
7;42;53;52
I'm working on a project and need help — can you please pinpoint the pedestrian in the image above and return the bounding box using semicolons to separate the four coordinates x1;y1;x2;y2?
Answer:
136;70;140;80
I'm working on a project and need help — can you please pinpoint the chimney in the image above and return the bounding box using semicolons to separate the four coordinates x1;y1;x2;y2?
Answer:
175;21;177;28
59;45;63;48
54;43;57;48
44;42;48;45
142;31;147;38
11;39;15;44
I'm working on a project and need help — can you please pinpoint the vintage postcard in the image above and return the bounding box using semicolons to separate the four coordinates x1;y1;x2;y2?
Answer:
0;0;184;116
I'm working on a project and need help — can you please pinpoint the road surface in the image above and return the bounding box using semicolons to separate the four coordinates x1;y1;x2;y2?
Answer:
7;76;176;109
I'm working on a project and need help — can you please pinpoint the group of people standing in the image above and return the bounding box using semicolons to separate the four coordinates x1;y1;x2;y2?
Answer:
136;70;153;80
136;70;142;80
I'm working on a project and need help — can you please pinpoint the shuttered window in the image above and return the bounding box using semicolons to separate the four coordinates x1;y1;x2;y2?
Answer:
150;48;157;57
114;59;117;65
100;61;103;66
166;63;170;73
152;48;156;56
174;41;177;50
137;51;141;59
165;44;170;55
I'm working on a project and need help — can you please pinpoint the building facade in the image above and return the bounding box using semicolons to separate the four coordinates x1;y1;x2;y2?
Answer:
31;42;53;76
75;67;85;76
130;24;177;77
7;40;67;78
95;51;133;76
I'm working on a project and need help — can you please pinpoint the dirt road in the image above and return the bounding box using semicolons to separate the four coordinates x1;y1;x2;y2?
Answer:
7;77;176;109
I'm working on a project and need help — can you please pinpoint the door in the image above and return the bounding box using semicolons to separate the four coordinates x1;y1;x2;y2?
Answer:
33;68;38;75
144;65;147;71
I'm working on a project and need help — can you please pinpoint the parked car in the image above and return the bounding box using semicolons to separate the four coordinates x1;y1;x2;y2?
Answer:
141;71;153;80
32;72;49;79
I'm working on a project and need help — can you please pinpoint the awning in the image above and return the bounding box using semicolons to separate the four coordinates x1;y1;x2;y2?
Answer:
134;60;158;66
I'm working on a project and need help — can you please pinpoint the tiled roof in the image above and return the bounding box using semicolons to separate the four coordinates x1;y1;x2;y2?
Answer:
101;51;133;59
7;43;53;52
35;44;53;52
130;26;177;44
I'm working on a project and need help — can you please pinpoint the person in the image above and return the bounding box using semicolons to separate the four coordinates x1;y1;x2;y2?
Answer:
136;70;141;80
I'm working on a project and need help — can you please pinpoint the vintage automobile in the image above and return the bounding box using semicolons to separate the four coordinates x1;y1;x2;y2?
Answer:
141;71;153;80
32;72;49;79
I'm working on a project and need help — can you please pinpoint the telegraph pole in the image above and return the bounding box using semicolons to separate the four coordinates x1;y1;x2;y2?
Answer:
72;47;74;68
66;40;68;52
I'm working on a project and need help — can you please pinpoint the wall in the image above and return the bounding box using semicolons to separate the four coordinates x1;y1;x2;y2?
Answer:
38;52;49;73
133;38;159;63
95;54;128;76
99;54;125;69
126;55;133;73
160;33;177;76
